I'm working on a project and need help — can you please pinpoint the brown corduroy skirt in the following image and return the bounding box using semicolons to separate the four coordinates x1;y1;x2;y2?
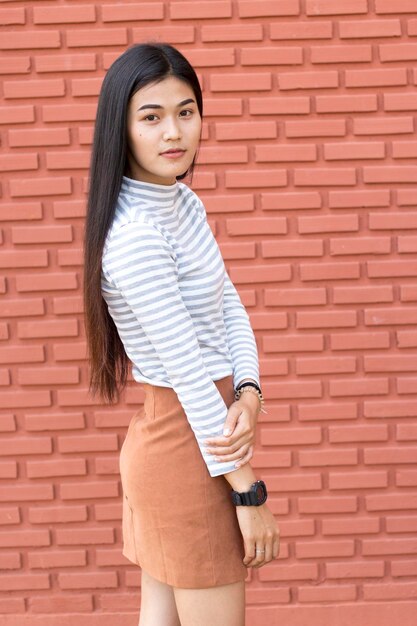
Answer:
119;373;247;589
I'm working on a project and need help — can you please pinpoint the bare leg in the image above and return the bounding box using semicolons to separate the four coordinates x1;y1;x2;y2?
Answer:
138;568;181;626
173;580;245;626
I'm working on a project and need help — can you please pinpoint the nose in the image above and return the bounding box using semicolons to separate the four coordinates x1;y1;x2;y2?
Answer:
162;116;181;141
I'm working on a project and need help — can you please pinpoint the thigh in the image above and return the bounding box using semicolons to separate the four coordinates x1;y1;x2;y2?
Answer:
173;580;245;626
139;568;181;626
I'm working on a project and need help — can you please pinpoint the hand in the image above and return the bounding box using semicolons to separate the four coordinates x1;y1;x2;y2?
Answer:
235;503;280;568
204;394;260;468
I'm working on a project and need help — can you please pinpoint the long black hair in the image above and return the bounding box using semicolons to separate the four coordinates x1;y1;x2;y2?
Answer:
83;42;203;403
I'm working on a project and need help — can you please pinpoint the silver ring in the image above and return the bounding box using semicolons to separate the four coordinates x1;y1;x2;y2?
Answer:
255;549;265;553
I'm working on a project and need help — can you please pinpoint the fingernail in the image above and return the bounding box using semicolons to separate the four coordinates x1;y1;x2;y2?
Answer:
223;428;230;436
235;462;240;468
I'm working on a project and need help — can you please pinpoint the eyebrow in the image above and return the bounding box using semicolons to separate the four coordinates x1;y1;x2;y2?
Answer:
137;98;196;112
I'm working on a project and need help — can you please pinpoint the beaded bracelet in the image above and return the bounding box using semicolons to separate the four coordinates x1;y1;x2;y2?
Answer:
234;385;267;414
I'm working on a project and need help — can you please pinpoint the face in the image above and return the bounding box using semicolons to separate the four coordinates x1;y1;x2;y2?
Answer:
125;75;202;186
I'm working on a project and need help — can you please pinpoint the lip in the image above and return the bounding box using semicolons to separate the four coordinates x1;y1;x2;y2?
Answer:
160;149;186;158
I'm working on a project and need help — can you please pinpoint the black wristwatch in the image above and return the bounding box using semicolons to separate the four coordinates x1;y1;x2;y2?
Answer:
231;480;268;506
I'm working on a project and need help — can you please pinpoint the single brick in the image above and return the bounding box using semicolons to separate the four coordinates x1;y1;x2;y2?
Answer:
279;70;338;90
46;152;90;170
0;298;44;318
318;96;378;114
393;86;417;110
204;98;242;116
260;426;321;446
9;128;70;147
102;3;164;22
0;251;47;269
210;72;271;92
42;104;96;122
241;46;302;65
35;53;96;73
255;144;316;162
216;121;276;141
353;115;413;135
329;425;388;444
298;584;356;603
17;320;78;339
326;139;385;160
376;0;416;13
197;146;248;164
67;28;127;48
0;56;30;74
201;24;262;42
250;94;310;115
330;378;389;398
270;21;332;40
185;48;235;68
298;496;358;514
33;5;96;24
346;68;407;87
328;471;388;490
258;563;318;582
0;30;60;49
170;1;232;20
362;538;417;556
9;177;72;197
71;77;103;97
12;225;72;244
322;517;381;535
295;168;356;187
326;560;384;578
132;26;194;43
0;346;45;366
296;311;357;329
0;153;37;172
0;105;34;124
366;494;417;511
261;191;321;211
225;169;286;188
312;44;372;64
16;273;77;292
329;189;390;208
0;7;25;25
238;0;299;17
285;119;346;137
340;19;401;38
306;0;367;15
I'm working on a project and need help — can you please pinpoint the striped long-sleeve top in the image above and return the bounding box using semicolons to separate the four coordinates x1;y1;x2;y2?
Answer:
101;175;260;477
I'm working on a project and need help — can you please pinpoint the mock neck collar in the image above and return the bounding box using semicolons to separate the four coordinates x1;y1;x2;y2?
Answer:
121;175;178;198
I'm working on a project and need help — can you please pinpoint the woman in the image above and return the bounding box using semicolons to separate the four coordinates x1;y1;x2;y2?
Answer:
83;42;279;626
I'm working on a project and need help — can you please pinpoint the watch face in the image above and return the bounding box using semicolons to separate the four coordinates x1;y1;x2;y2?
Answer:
254;481;267;504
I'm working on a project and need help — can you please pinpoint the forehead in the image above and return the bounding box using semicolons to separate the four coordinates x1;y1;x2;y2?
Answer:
130;76;195;108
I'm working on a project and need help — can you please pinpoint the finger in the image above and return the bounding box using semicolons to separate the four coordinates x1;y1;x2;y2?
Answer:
263;538;274;565
234;445;253;469
243;539;256;566
250;545;266;568
213;443;251;463
206;432;249;456
272;536;280;559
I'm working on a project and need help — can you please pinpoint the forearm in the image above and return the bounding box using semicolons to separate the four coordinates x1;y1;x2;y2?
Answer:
222;461;258;491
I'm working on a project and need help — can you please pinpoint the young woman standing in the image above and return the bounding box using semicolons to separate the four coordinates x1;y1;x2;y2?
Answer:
83;43;279;626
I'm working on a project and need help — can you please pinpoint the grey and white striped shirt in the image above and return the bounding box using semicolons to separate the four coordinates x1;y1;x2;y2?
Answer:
101;175;260;477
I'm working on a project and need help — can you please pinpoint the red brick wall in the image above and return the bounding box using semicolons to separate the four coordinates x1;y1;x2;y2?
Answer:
1;1;417;625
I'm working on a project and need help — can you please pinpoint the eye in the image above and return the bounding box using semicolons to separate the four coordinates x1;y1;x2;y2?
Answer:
144;114;159;122
179;109;193;117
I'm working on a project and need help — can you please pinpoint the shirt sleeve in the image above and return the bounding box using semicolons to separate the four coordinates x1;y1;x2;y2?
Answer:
192;192;261;391
103;220;238;478
223;269;261;391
